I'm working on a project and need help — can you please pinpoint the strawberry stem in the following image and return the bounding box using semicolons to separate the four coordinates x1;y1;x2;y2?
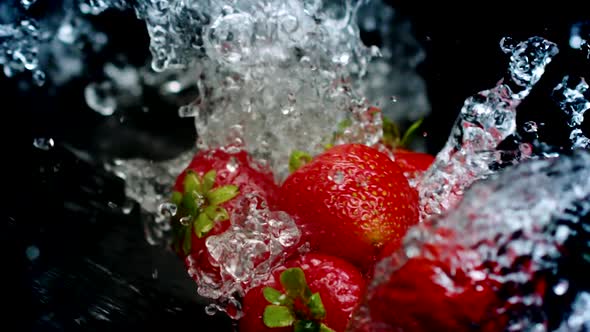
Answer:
170;169;239;255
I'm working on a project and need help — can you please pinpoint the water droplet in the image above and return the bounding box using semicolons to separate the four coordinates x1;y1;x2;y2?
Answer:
523;121;538;133
84;82;116;116
122;201;134;214
164;80;182;93
179;216;191;226
281;107;294;115
553;279;569;296
205;303;218;316
159;202;178;217
33;137;54;150
33;70;45;86
107;201;118;209
500;36;516;53
330;170;344;184
287;93;296;104
26;245;40;261
152;269;159;279
226;157;238;173
20;0;37;10
390;96;398;103
57;23;75;44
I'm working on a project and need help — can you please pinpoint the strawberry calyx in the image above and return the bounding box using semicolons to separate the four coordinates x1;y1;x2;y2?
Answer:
170;169;239;255
382;114;424;149
262;268;335;332
289;150;313;173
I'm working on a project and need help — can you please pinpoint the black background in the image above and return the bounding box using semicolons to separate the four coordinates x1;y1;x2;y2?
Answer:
7;2;590;331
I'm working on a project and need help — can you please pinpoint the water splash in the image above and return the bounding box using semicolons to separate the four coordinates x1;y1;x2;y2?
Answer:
0;19;45;79
352;150;590;331
552;76;590;149
185;194;300;317
418;37;559;221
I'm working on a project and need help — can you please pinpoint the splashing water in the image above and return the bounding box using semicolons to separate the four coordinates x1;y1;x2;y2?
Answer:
552;76;590;149
137;0;386;181
12;0;590;329
351;150;590;331
0;18;44;78
418;37;559;220
185;194;300;318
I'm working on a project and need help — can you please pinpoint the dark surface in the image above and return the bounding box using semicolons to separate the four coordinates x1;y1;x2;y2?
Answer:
10;3;590;331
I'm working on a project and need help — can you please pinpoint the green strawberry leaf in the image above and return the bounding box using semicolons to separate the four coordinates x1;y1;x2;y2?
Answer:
289;150;313;173
183;171;202;194
280;268;311;299
202;170;217;193
207;185;239;206
194;212;214;238
182;191;202;216
182;227;192;255
263;305;295;328
399;117;424;148
294;320;321;332
263;287;284;305
308;292;326;319
204;205;230;222
171;191;183;206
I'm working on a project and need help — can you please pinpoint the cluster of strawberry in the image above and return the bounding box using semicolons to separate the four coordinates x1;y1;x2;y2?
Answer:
168;110;502;332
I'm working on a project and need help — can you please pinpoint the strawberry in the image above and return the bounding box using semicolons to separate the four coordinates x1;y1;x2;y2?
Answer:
354;227;508;332
279;143;419;270
240;253;366;332
393;148;435;175
170;147;280;284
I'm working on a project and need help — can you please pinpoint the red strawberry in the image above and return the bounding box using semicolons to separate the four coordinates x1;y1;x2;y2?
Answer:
393;148;435;175
170;147;280;284
279;143;419;270
353;227;508;332
240;253;366;332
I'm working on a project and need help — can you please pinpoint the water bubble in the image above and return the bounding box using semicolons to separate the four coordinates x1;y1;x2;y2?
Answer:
205;303;218;316
26;245;40;261
152;269;159;279
121;200;134;214
163;80;182;93
179;216;191;226
33;137;54;150
159;202;177;217
523;121;538;133
330;170;345;184
226;157;238;173
500;36;517;53
33;70;45;86
84;82;117;116
570;22;590;50
20;0;37;10
57;23;75;44
553;279;569;296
